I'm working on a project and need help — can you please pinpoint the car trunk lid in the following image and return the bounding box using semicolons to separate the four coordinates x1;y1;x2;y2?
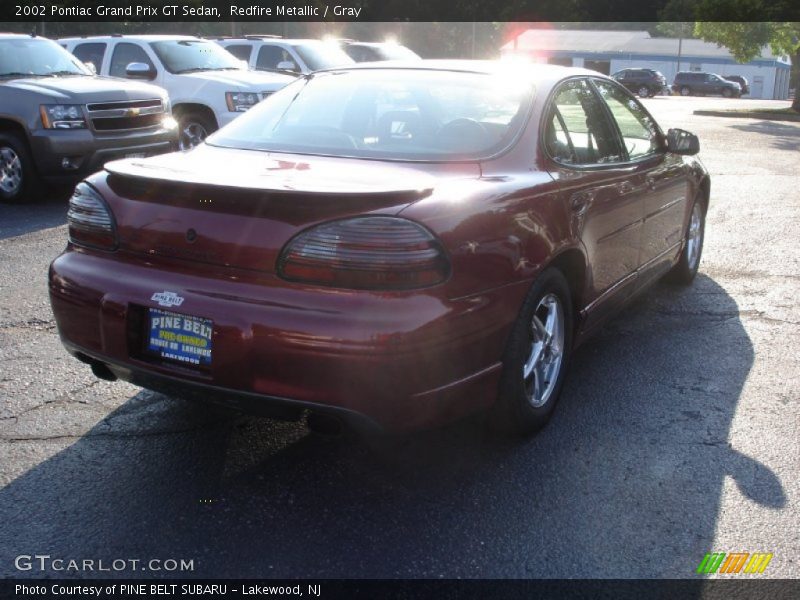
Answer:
100;145;479;274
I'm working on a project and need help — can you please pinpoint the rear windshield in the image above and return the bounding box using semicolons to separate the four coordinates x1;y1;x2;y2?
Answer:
207;69;533;161
0;38;90;78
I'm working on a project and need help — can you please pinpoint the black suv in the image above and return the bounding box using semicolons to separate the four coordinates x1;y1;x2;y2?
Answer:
723;75;749;95
672;72;741;97
611;68;667;98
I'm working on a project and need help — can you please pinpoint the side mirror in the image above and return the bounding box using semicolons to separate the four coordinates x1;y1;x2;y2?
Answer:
84;62;97;75
125;62;156;80
666;128;700;155
276;60;299;73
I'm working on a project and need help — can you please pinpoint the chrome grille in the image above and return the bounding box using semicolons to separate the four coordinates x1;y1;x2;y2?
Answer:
87;98;165;132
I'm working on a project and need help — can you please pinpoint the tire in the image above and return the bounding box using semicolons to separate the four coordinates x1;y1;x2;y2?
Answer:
176;111;216;151
0;132;38;204
490;268;574;436
680;86;691;96
638;86;650;98
666;195;705;285
722;88;733;98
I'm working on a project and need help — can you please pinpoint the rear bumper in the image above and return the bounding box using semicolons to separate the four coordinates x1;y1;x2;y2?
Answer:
49;249;524;432
30;126;177;182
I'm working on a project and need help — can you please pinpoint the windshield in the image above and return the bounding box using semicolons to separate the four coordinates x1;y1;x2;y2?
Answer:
208;69;533;161
150;40;244;74
292;41;354;71
372;45;421;61
0;38;90;78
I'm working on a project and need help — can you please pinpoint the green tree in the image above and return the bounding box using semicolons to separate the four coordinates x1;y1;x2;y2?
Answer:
694;21;800;110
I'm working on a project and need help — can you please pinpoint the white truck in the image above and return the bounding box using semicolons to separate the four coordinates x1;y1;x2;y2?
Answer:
213;36;353;75
61;35;296;149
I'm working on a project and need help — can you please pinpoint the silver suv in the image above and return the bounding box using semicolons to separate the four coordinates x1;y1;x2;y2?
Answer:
0;34;176;203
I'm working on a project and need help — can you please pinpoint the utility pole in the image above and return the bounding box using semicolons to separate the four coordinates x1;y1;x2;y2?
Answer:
471;22;476;59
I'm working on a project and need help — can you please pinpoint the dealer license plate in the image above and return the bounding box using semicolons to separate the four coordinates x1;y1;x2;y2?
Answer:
146;308;213;367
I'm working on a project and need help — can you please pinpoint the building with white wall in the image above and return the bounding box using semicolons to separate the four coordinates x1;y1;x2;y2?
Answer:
501;29;792;99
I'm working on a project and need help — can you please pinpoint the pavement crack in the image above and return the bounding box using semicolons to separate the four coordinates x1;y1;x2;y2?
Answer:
0;422;225;443
0;317;57;332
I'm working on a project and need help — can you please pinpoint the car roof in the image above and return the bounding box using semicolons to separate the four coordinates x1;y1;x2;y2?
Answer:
346;41;409;48
60;35;200;42
218;38;329;46
0;33;52;40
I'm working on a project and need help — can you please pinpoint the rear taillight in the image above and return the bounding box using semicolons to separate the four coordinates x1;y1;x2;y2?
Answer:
67;182;118;251
278;217;449;290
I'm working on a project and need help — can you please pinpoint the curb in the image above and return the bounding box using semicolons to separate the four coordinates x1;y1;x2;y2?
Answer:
693;109;800;122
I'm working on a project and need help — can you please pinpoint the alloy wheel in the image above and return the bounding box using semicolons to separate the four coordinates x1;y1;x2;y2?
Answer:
178;121;209;151
686;202;704;271
0;146;22;195
523;293;565;408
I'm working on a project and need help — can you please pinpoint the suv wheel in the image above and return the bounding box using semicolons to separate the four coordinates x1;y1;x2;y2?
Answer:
0;132;37;204
177;112;216;151
722;88;733;98
637;85;650;98
680;86;691;96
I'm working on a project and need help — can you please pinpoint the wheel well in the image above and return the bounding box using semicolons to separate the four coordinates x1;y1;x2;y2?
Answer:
172;103;218;130
698;176;710;215
0;119;29;144
547;249;587;320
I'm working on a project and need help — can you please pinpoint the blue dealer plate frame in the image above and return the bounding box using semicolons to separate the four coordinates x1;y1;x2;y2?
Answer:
146;308;213;367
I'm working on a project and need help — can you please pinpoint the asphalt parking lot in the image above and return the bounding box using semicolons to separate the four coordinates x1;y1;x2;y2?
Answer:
0;96;798;580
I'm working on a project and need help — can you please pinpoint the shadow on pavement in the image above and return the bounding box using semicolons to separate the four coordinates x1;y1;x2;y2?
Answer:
0;275;784;583
0;188;70;241
728;120;800;152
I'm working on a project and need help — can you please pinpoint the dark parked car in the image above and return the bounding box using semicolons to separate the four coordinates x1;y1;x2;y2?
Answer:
0;34;177;204
49;62;709;436
611;68;667;98
672;71;741;97
723;75;749;95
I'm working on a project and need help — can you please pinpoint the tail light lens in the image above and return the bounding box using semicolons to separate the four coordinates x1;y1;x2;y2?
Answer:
67;182;118;251
278;217;449;290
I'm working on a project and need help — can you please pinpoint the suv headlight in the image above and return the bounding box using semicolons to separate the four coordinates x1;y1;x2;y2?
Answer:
40;104;87;129
225;91;260;112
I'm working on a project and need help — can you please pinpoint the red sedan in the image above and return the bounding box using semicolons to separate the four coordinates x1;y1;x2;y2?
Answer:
49;61;709;435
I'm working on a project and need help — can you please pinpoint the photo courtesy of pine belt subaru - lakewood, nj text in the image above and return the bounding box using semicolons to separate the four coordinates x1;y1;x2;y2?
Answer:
48;61;710;437
0;34;177;204
59;35;297;150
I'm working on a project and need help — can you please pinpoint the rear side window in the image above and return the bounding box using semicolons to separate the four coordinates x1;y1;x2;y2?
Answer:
593;80;661;160
544;79;622;165
110;43;154;78
346;46;379;62
225;44;252;62
256;45;291;70
73;42;106;70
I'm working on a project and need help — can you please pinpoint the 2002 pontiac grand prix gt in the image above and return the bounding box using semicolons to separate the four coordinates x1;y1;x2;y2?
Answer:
49;61;709;436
